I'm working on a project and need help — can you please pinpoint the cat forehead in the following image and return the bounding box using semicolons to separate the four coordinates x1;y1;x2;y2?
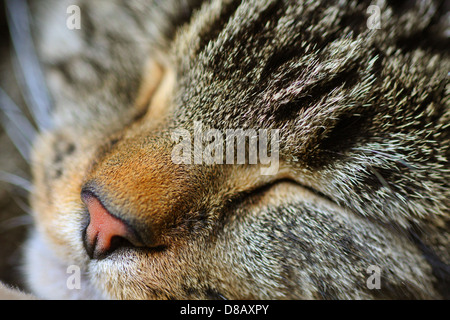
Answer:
169;1;377;128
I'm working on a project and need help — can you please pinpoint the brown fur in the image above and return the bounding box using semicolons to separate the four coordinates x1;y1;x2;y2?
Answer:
0;0;448;299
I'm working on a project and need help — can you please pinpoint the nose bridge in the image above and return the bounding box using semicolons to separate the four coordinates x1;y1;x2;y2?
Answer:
83;135;204;243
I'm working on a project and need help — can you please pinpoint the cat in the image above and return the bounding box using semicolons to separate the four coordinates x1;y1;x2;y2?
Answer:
0;0;449;299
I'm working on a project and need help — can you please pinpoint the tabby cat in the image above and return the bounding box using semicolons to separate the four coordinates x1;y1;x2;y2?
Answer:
0;0;449;299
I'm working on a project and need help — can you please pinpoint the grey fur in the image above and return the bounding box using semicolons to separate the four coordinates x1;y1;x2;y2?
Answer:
2;0;449;299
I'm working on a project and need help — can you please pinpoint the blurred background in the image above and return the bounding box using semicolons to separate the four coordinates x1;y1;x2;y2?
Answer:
0;0;34;290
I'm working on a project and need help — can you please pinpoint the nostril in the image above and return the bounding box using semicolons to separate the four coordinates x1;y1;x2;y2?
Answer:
107;236;134;256
81;190;143;259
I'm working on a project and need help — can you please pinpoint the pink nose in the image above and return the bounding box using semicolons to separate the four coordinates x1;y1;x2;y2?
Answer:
82;192;136;259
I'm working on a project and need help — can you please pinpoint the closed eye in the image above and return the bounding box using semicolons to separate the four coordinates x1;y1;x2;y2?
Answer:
225;178;337;213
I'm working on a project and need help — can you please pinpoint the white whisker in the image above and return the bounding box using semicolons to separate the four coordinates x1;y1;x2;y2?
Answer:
10;193;34;216
0;214;33;233
0;171;34;193
367;165;390;190
0;87;36;162
5;0;53;131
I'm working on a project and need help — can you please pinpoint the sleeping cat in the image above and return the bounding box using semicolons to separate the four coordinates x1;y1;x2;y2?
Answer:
0;0;449;299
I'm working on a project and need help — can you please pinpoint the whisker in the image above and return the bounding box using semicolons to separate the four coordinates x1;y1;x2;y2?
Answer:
5;0;53;131
0;171;34;193
0;87;36;162
354;147;416;170
367;165;390;190
0;215;33;234
10;193;34;216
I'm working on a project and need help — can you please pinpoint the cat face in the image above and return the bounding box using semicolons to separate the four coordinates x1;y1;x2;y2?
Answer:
23;0;449;299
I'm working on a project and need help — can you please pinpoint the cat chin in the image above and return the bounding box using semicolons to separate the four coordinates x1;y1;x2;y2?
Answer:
23;230;107;300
